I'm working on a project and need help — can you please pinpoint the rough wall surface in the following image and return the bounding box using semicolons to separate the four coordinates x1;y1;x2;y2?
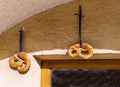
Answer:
0;0;72;34
0;0;120;59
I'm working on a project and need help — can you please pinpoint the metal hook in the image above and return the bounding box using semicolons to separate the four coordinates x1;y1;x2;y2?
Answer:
74;6;84;48
18;27;24;57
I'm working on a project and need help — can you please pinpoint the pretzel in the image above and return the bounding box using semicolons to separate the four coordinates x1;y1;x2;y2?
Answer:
9;52;30;73
79;43;93;59
67;43;93;59
67;44;81;57
17;52;30;73
9;54;23;69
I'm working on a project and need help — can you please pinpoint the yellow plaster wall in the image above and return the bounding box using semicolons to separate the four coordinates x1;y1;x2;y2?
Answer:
0;0;120;59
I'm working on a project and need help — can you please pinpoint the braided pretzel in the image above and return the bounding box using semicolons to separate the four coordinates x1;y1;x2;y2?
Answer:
67;43;93;59
9;54;23;68
9;52;30;73
17;52;30;73
67;44;81;57
79;43;93;59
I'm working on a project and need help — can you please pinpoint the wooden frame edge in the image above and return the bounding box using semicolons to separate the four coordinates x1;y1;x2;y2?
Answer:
34;55;120;87
41;68;51;87
34;54;120;60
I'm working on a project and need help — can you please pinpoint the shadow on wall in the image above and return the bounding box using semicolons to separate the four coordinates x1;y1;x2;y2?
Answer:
0;0;120;59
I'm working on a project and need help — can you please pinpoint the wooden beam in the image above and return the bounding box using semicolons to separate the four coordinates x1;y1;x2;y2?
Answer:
39;55;120;87
41;59;120;69
34;54;120;60
41;67;51;87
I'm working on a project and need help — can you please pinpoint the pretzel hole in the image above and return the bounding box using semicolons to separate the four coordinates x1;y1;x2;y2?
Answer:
20;63;26;68
14;59;19;62
22;64;25;67
72;50;77;54
81;50;88;55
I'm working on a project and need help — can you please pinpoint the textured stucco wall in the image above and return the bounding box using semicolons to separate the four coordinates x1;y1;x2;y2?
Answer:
0;0;120;59
0;0;72;34
0;1;120;87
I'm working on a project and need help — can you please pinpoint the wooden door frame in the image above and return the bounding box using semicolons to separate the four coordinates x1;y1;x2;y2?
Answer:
34;54;120;87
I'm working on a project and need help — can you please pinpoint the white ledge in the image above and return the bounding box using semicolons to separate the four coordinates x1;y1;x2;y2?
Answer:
29;49;120;55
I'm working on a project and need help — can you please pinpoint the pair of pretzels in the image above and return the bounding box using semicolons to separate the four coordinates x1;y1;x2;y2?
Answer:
9;52;30;73
67;43;93;59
